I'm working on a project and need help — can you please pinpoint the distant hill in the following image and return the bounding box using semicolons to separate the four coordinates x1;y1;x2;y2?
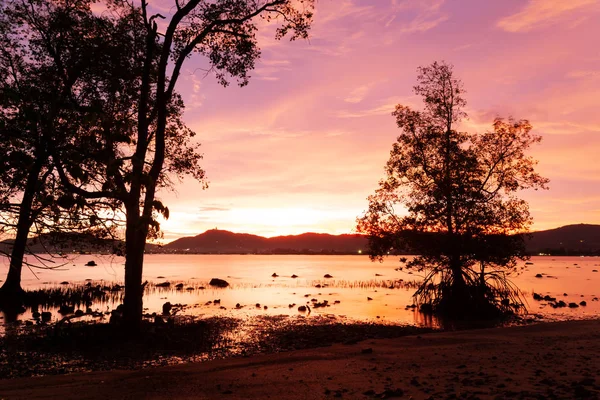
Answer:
1;224;598;256
163;229;367;254
0;232;159;255
163;224;600;255
525;224;600;255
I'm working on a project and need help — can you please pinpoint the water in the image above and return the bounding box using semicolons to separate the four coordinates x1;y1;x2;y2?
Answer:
1;254;599;327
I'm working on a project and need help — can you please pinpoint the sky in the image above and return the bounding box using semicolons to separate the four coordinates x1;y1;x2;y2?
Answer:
152;0;600;241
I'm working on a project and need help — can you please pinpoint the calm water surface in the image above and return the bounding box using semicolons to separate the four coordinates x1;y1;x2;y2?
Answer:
1;255;599;326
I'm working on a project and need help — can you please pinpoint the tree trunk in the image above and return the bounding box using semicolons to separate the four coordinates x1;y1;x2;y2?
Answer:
122;205;148;333
0;162;41;304
0;218;33;297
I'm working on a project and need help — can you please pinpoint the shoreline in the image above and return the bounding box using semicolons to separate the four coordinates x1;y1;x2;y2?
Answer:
1;318;599;399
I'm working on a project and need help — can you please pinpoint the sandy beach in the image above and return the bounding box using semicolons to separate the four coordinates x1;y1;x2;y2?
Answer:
1;319;599;399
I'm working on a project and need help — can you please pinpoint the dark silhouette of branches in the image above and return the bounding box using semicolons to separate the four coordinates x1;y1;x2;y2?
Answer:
357;61;549;320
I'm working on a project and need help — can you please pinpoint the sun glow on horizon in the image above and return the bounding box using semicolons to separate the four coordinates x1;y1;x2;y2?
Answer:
152;0;600;241
157;206;363;242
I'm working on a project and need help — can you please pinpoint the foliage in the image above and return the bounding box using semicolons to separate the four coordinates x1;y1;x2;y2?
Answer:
357;61;549;319
0;0;131;297
48;0;315;330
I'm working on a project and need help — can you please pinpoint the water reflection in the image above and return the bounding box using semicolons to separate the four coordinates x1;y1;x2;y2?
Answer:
0;255;598;333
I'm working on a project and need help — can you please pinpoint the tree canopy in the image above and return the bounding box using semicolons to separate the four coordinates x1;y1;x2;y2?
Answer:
357;61;549;320
0;0;132;301
47;0;315;330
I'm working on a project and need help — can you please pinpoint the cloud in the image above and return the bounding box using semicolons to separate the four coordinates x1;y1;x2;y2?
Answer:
337;104;396;119
344;85;371;103
497;0;598;32
390;0;448;33
198;205;230;212
567;70;600;80
337;96;417;118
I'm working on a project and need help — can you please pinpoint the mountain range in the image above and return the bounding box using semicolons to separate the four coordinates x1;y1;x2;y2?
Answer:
159;224;600;255
1;224;598;256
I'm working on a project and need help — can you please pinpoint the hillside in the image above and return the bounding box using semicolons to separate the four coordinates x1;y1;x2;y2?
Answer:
163;224;600;255
0;233;159;255
164;230;367;254
525;224;600;255
1;224;598;256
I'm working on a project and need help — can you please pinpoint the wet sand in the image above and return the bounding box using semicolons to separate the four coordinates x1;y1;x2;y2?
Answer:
1;319;599;399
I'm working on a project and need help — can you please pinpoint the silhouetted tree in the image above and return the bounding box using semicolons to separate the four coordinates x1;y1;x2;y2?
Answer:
357;61;549;319
0;0;127;304
53;0;315;331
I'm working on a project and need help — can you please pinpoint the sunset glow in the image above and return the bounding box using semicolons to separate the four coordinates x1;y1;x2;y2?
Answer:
155;0;600;241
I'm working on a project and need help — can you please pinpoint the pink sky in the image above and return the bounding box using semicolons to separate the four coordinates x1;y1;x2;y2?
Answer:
154;0;600;241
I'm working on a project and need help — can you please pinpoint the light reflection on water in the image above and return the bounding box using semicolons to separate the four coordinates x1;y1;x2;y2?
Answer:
1;255;599;329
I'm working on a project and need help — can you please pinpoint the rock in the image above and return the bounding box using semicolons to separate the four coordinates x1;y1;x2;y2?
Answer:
58;305;75;314
298;305;307;312
580;301;587;306
533;293;543;301
186;287;194;291
41;311;51;321
315;284;322;288
334;300;341;304
162;302;172;315
255;303;261;308
264;305;268;310
213;299;221;304
543;295;556;302
157;276;165;278
563;293;568;296
593;270;598;272
271;273;278;277
156;281;171;287
535;274;543;278
291;274;298;278
568;302;579;308
375;273;383;276
175;283;184;290
324;274;333;278
209;278;229;288
32;311;41;319
236;303;241;309
85;260;97;267
367;297;373;301
75;309;84;317
60;281;69;285
525;262;534;265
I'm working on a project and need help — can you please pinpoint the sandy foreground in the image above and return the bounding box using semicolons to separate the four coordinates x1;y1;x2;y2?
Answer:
1;319;599;399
